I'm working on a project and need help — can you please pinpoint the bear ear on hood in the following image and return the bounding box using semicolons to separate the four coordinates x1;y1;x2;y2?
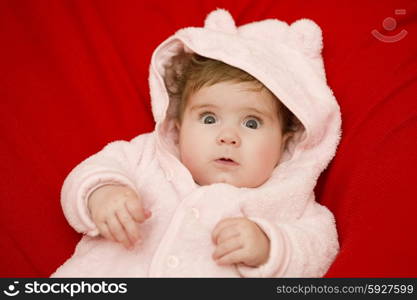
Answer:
289;19;323;58
238;19;290;43
204;8;237;34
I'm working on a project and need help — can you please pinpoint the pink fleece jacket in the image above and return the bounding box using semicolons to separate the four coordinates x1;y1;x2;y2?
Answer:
51;9;341;278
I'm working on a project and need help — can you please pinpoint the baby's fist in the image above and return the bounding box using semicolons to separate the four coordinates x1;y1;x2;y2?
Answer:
211;217;270;267
88;185;151;249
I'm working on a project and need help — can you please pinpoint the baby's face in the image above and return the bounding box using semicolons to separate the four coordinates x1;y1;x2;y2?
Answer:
177;81;287;188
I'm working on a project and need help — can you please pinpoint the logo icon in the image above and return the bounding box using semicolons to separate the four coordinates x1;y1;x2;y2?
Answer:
3;281;20;297
372;9;408;43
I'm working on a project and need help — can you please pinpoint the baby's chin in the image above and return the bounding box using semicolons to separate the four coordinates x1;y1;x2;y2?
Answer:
195;174;265;188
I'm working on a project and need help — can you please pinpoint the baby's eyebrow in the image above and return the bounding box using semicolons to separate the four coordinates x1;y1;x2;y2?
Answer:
246;107;267;115
189;104;218;111
244;107;274;120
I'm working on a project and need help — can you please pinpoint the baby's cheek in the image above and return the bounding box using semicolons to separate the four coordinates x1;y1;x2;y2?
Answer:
180;148;193;169
250;142;280;179
257;138;281;164
181;148;204;178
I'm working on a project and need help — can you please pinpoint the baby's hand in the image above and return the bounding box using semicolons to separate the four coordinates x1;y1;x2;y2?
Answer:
87;185;151;249
211;217;270;267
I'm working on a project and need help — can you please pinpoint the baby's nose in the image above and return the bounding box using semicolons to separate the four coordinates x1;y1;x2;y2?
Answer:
216;131;241;147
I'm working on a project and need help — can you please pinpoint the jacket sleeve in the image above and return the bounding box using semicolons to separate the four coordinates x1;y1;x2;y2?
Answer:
60;133;154;236
237;196;339;277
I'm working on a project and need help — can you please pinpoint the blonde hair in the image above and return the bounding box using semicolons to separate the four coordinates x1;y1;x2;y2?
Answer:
166;53;295;133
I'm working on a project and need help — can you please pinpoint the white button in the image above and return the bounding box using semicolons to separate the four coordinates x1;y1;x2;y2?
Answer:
166;255;179;268
191;207;200;219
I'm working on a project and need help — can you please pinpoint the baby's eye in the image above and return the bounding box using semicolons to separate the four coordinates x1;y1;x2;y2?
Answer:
200;113;217;124
243;117;261;129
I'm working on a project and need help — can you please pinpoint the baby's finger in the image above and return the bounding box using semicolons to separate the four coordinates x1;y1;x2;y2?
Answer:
107;215;132;249
215;249;244;266
125;197;150;223
212;218;242;244
215;225;240;245
212;237;243;261
116;208;141;244
100;222;117;242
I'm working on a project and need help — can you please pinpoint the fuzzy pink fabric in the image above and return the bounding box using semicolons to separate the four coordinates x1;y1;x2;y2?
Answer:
51;9;341;277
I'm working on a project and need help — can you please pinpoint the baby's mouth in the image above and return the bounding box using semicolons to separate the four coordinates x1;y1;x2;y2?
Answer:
214;157;239;166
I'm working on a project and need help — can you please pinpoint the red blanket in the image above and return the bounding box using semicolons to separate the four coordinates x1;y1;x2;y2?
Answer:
1;0;416;277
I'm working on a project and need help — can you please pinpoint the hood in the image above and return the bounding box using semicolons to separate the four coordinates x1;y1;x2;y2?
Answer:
147;9;341;208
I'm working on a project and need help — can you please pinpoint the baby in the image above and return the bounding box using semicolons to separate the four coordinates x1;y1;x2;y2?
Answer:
52;9;341;277
88;54;295;267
